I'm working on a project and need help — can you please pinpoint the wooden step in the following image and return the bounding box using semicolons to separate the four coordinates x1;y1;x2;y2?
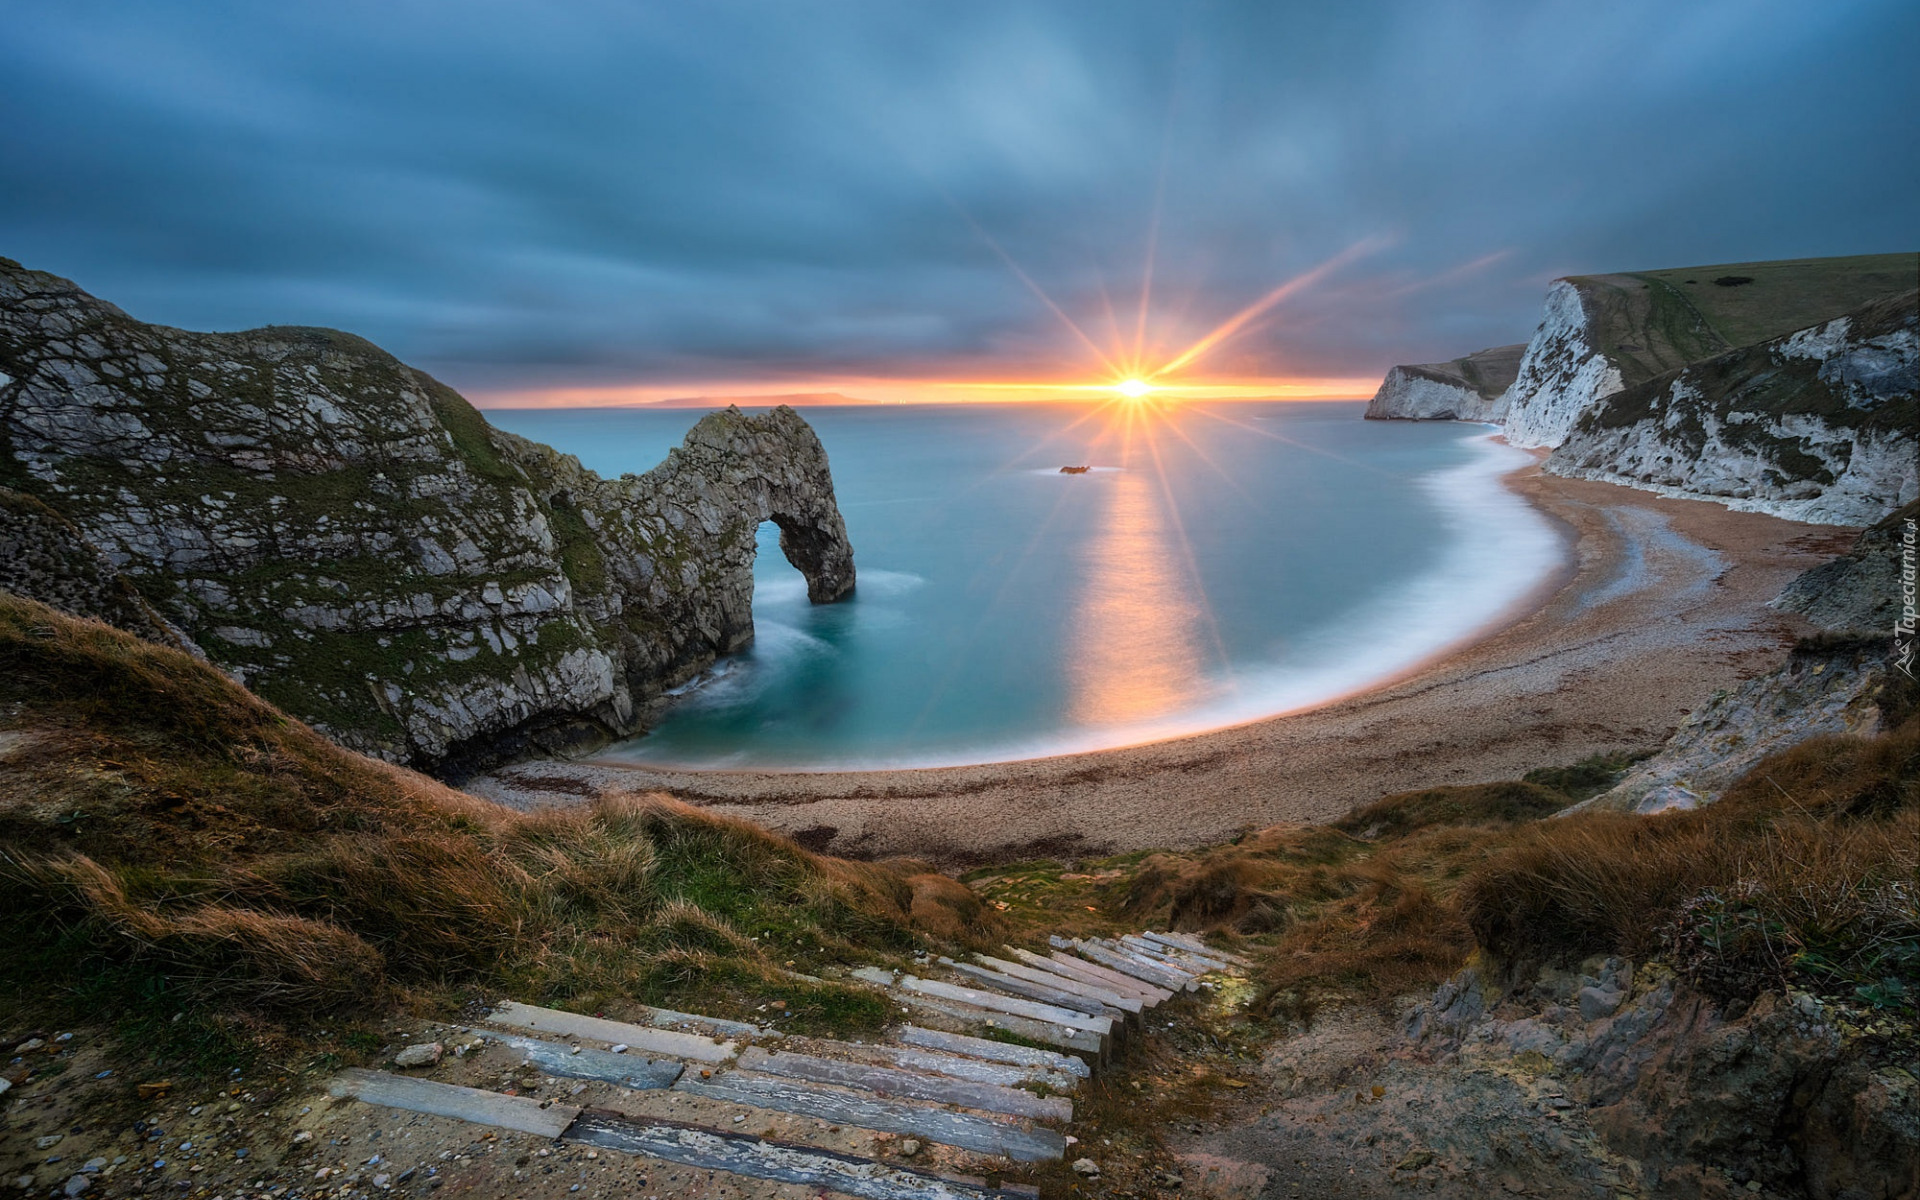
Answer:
896;994;1105;1057
569;1109;1039;1200
674;1070;1067;1162
1014;948;1172;1006
1089;936;1197;978
1087;937;1200;983
899;977;1114;1037
333;1069;1038;1199
1029;948;1175;1006
1118;935;1223;976
971;955;1142;1014
328;1068;578;1138
1071;941;1194;993
485;1031;685;1091
894;1026;1092;1080
621;1003;775;1039
738;1046;1072;1123
1139;931;1252;969
787;1035;1078;1092
942;962;1123;1019
487;1001;739;1064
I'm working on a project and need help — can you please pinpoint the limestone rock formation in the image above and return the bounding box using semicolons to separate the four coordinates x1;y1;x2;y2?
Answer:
1500;279;1637;448
1361;344;1522;422
1401;962;1916;1199
1773;498;1918;633
1544;291;1918;526
0;486;187;649
0;256;855;775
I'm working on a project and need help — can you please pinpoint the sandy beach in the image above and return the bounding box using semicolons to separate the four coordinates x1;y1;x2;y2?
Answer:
469;465;1856;866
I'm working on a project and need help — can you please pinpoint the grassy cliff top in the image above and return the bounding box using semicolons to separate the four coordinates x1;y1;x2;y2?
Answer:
1559;251;1915;382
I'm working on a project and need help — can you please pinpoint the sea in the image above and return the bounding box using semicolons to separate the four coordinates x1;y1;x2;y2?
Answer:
486;400;1563;769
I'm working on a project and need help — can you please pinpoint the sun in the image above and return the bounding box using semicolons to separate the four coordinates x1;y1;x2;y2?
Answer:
1113;378;1153;399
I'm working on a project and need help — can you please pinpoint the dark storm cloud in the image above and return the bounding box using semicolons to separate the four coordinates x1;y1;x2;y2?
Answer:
3;0;1915;391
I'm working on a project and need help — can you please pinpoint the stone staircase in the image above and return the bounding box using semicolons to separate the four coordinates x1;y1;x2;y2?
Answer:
327;930;1250;1198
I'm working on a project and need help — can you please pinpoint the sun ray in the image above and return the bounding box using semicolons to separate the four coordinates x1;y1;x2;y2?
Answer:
1148;237;1387;379
946;203;1126;379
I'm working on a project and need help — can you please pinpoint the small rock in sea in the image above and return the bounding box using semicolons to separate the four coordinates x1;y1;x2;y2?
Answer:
1072;1158;1101;1177
62;1175;90;1197
81;1158;108;1174
1155;1172;1185;1189
372;1173;390;1188
609;1044;629;1055
392;1043;443;1069
14;1178;35;1192
897;1139;921;1158
292;1131;314;1145
36;1136;64;1150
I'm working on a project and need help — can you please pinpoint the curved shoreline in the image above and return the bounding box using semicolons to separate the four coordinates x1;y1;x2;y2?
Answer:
468;467;1854;866
606;429;1567;773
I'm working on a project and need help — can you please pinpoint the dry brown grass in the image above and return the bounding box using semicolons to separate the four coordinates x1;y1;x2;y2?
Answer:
1082;783;1587;1018
1461;716;1920;1002
0;593;996;1045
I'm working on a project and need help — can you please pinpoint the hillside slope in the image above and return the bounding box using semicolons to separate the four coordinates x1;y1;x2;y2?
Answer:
0;590;975;1029
0;257;855;775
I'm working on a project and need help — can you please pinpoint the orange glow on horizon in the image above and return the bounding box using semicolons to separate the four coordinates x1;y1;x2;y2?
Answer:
469;373;1381;410
467;232;1397;411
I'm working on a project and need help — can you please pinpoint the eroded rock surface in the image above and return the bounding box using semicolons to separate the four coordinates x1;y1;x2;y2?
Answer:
1195;964;1916;1200
0;256;854;774
1546;291;1918;526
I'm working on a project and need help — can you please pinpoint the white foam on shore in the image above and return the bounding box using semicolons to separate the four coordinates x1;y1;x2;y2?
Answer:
611;427;1567;772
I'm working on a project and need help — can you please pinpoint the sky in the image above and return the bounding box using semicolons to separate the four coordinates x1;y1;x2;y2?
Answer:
3;1;1915;406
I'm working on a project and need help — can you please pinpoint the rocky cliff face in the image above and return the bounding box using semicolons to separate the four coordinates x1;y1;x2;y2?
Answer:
1397;961;1917;1199
1362;344;1524;422
1500;280;1634;448
0;256;855;775
1398;255;1917;521
1545;291;1919;526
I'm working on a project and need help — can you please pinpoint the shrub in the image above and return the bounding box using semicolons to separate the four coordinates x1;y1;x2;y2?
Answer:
1460;717;1920;1006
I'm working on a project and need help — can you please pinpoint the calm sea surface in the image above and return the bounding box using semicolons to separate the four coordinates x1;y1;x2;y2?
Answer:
486;401;1561;768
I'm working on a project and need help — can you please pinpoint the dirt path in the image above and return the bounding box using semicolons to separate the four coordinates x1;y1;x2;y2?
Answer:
470;469;1854;868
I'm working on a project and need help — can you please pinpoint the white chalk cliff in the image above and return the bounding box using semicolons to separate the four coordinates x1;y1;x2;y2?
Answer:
1543;291;1918;526
1363;344;1524;422
1500;281;1628;449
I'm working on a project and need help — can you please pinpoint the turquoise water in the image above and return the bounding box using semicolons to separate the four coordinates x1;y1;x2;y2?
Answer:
486;401;1561;768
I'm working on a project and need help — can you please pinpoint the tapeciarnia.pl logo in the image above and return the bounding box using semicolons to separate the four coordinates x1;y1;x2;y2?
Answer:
1897;516;1916;680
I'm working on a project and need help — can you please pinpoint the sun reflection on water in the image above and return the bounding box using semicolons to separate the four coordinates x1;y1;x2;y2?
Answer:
1065;454;1211;727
